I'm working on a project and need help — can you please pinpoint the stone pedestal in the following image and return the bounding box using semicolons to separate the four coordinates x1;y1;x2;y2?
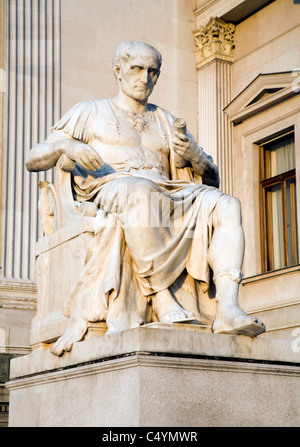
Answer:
6;324;300;427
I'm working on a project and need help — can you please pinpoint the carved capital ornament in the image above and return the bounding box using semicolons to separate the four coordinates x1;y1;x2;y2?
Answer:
194;17;235;68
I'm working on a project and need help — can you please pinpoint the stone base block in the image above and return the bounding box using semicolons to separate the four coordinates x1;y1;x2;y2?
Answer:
6;324;300;427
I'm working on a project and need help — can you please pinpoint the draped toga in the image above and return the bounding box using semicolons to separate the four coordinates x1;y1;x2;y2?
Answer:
48;99;224;333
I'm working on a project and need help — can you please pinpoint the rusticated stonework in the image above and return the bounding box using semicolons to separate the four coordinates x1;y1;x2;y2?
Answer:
194;17;235;68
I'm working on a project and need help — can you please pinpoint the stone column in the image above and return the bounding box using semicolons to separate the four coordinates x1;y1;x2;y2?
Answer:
1;0;61;285
0;0;8;285
194;17;235;195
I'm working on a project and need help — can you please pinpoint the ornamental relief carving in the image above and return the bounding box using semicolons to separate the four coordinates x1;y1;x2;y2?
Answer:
194;17;235;67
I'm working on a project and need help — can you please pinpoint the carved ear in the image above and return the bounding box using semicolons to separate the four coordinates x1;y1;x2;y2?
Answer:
153;69;161;84
113;64;122;81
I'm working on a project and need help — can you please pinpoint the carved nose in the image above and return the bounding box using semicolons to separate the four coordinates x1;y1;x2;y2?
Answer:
140;70;149;83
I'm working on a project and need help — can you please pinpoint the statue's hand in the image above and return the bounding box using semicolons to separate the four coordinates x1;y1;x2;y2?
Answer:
64;140;104;171
172;132;203;163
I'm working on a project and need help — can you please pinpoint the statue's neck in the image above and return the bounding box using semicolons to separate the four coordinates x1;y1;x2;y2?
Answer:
112;92;148;115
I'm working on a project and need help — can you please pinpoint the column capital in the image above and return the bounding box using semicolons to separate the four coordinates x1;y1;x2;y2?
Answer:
194;17;235;69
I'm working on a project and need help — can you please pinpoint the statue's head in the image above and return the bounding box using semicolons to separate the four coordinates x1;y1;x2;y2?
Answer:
113;41;162;103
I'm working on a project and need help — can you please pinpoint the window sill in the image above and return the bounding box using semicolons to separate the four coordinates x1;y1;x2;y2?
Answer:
242;264;300;285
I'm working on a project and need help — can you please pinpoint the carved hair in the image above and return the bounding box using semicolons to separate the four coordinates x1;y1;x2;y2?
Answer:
113;41;162;72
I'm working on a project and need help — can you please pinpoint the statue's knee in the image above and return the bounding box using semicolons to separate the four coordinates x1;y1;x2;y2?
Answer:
216;195;242;224
227;195;241;213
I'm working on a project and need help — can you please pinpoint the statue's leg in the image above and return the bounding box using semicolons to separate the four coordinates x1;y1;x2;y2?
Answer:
212;269;265;335
208;195;265;336
117;178;195;323
152;288;195;323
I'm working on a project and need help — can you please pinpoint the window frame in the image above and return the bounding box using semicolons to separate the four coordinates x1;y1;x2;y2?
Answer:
225;72;300;278
259;131;298;272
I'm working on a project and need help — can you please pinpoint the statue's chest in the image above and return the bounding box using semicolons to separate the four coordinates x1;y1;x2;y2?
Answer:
91;112;169;155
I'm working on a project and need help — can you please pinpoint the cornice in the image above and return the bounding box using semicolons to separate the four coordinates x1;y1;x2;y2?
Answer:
0;279;37;310
194;0;273;27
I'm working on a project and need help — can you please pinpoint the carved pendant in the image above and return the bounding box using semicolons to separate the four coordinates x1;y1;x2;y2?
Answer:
130;116;149;132
120;109;151;132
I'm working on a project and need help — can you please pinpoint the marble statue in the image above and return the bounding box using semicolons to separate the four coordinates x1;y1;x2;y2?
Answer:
26;41;265;356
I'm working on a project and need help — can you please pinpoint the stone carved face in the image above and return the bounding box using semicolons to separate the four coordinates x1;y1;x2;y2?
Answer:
210;22;221;39
114;47;161;104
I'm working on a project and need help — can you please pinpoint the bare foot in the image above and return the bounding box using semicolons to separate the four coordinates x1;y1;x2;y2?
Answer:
50;317;88;356
154;289;195;323
212;304;265;336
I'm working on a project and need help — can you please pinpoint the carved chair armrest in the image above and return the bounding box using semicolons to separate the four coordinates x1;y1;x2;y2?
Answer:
38;154;97;235
55;154;97;229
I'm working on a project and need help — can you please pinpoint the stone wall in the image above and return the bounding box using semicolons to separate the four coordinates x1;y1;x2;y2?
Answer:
60;0;198;136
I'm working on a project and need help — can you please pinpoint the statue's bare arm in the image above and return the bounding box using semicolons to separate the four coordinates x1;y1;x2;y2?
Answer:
172;131;220;188
26;131;104;172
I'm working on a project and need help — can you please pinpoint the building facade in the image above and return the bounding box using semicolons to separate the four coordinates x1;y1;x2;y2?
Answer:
0;0;299;426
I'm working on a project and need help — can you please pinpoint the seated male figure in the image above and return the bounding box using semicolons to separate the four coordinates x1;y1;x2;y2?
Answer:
26;41;265;356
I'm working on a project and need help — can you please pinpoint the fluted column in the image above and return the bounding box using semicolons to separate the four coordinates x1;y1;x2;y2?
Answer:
1;0;61;283
194;17;235;195
0;1;8;285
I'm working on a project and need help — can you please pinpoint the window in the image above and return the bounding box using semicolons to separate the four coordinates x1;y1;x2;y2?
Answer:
0;402;9;427
260;131;298;272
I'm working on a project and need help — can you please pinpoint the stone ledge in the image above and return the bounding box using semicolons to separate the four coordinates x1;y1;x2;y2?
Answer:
6;349;300;427
7;353;300;392
0;280;37;310
8;324;300;380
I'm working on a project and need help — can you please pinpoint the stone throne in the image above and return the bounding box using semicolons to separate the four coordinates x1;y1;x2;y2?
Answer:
30;154;107;351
